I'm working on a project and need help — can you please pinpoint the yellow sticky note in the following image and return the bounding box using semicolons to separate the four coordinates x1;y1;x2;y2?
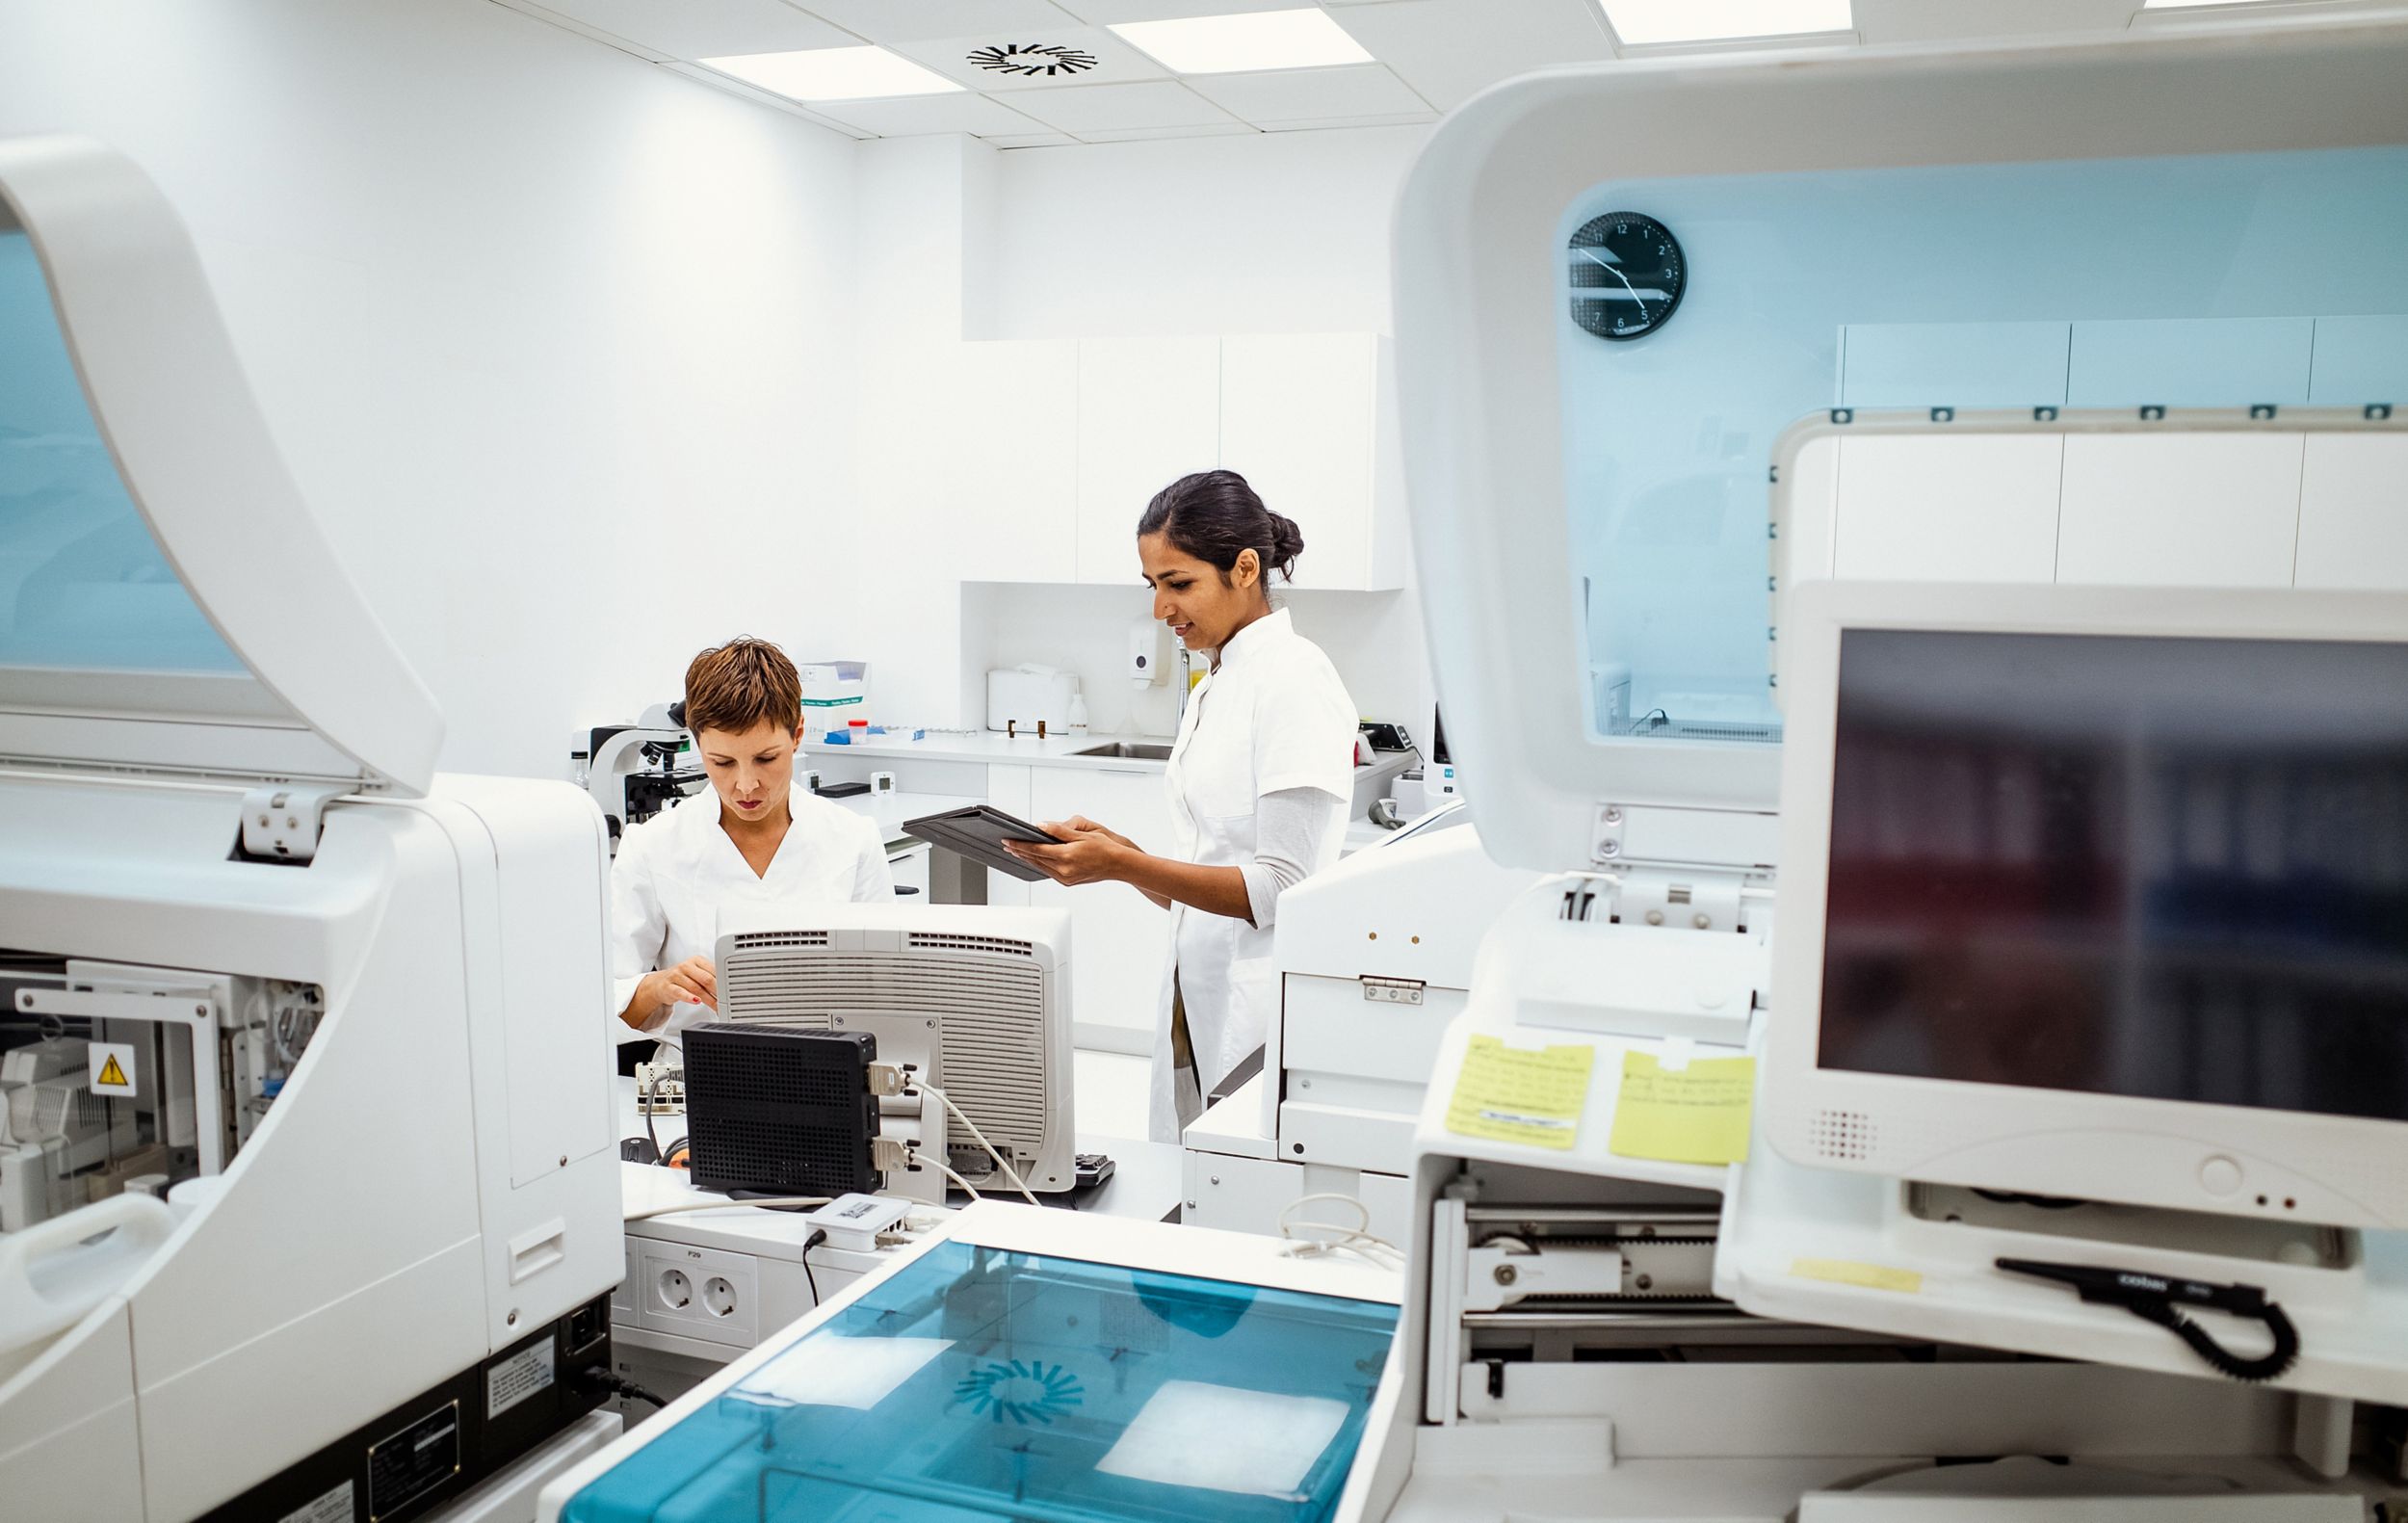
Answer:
1791;1257;1924;1295
1443;1035;1595;1151
1607;1050;1755;1166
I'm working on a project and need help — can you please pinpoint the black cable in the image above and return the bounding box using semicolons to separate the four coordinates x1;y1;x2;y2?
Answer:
1973;1188;2086;1211
580;1366;668;1409
2129;1297;2301;1383
803;1227;826;1308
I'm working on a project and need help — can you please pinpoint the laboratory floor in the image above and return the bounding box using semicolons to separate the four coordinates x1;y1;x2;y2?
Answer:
1072;1048;1151;1140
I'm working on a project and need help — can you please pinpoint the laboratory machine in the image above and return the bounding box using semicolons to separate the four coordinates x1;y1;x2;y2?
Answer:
1340;13;2408;1523
540;1203;1400;1523
0;137;622;1521
577;703;705;848
1183;810;1541;1246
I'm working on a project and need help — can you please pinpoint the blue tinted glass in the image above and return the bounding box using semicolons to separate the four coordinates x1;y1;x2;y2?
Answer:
1;230;242;672
563;1239;1398;1523
1559;146;2408;745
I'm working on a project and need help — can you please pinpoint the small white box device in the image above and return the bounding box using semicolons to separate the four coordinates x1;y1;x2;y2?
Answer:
802;1193;914;1252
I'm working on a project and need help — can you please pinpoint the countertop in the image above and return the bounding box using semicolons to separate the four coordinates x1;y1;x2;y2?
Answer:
803;729;1179;772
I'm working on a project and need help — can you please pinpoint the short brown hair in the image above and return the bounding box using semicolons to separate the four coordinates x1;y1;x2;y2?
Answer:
683;638;800;739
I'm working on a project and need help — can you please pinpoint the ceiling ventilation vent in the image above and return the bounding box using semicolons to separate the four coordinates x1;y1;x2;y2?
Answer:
968;42;1100;79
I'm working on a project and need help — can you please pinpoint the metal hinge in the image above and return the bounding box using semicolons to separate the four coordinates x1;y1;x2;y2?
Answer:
1362;976;1425;1007
238;782;349;865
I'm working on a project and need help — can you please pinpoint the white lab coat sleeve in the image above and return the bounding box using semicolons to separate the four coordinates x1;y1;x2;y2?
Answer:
851;815;897;901
607;826;670;1044
1251;654;1358;801
1240;786;1337;931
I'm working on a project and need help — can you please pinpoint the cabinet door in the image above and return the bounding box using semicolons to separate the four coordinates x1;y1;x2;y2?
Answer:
1077;338;1220;585
941;341;1079;584
1218;333;1378;590
1028;767;1175;1050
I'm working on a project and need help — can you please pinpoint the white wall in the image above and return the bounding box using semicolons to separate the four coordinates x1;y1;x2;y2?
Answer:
0;0;861;777
965;125;1440;741
988;127;1426;340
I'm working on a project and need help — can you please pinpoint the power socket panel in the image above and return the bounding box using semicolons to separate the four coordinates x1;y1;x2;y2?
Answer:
638;1241;759;1349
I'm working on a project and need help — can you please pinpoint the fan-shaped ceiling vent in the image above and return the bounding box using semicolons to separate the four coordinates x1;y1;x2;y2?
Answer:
968;41;1100;78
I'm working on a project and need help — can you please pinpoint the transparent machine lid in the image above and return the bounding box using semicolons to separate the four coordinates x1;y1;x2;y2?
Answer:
1;231;242;674
0;137;438;795
562;1239;1399;1523
1557;144;2408;751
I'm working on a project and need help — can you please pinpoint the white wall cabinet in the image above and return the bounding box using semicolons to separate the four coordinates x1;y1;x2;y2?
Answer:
935;333;1403;593
1075;337;1220;585
1217;332;1405;591
937;339;1080;584
1027;764;1176;1054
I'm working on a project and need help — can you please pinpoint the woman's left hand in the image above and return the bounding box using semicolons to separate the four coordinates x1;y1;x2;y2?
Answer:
1003;819;1131;886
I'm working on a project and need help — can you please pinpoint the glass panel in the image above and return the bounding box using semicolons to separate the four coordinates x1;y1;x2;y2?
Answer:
1;230;241;672
1557;145;2408;746
563;1239;1398;1523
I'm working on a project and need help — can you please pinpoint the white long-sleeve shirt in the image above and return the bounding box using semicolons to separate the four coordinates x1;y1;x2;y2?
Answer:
609;783;893;1045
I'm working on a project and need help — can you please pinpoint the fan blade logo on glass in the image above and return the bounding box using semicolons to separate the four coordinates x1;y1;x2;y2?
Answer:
953;1360;1086;1425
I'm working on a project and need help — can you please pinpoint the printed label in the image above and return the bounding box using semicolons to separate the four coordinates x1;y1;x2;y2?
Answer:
277;1480;353;1523
487;1340;558;1418
367;1400;458;1519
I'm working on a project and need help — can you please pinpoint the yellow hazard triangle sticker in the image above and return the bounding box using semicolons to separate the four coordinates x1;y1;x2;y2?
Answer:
96;1054;129;1088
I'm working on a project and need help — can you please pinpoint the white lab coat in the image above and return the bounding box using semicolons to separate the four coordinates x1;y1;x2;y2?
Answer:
1151;608;1357;1141
610;782;894;1046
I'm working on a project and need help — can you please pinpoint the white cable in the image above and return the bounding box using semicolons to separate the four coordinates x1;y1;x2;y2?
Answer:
624;1195;827;1221
920;1083;1040;1206
931;1159;984;1203
1277;1193;1404;1268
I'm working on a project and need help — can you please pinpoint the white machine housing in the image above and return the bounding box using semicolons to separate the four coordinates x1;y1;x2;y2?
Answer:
0;136;619;1520
1349;16;2408;1523
1769;578;2408;1230
1184;813;1542;1244
715;904;1078;1196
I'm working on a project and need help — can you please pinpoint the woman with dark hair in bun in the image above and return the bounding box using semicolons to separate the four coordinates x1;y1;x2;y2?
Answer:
1007;469;1358;1141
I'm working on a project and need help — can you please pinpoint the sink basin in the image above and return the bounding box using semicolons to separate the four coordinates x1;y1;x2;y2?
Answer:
1070;742;1174;761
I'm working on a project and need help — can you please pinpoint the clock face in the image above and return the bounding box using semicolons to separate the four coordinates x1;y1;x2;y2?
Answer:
1567;212;1686;341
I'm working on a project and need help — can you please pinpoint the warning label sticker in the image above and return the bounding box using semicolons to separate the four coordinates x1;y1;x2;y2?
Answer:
89;1041;137;1098
487;1340;557;1419
277;1479;353;1523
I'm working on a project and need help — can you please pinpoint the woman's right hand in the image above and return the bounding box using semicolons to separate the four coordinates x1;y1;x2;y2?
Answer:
640;956;717;1013
1052;815;1137;852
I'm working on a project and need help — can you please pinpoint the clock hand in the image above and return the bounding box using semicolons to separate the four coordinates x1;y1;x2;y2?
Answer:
1575;245;1654;309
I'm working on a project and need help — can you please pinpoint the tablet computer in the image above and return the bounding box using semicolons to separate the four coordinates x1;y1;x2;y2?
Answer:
902;804;1066;882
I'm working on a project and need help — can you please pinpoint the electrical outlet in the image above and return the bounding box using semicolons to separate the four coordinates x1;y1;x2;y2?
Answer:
638;1242;759;1348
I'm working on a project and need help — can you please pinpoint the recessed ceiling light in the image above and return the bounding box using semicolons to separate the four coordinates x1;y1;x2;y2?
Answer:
2139;0;2278;7
1600;0;1853;48
1108;9;1374;75
700;45;963;102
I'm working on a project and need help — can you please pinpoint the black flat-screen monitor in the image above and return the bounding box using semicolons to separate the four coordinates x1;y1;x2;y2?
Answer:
1818;626;2408;1124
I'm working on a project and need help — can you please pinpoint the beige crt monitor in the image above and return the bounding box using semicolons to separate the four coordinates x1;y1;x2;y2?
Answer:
1767;580;2408;1231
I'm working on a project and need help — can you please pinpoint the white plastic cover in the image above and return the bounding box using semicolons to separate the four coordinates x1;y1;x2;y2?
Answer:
0;137;438;796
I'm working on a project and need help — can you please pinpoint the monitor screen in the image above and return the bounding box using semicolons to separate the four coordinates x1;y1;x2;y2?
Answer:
1818;626;2408;1123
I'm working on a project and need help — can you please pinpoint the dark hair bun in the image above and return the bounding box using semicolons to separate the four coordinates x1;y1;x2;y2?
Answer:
1265;512;1305;582
1137;469;1307;592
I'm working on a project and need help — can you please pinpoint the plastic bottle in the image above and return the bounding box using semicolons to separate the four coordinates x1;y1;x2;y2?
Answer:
1067;689;1090;735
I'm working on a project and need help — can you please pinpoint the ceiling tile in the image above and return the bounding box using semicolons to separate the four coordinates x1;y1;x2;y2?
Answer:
1054;0;1299;21
656;59;879;131
794;0;1084;43
1258;110;1437;130
986;131;1084;147
1073;122;1261;142
526;0;856;57
1009;78;1245;131
1326;0;1612;109
808;92;1054;136
1851;0;2142;41
1184;61;1429;120
887;25;1171;91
